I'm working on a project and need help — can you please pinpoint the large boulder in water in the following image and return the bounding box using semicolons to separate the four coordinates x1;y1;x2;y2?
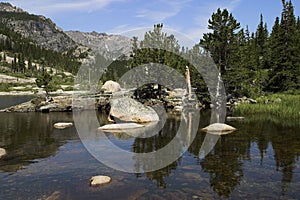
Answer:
110;97;159;123
101;80;121;93
201;123;236;135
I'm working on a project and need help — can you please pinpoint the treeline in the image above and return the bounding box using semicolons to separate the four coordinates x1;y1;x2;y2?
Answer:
0;21;80;74
200;0;300;97
122;0;299;101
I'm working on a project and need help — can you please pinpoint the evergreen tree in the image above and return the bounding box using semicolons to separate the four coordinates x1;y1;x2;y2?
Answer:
268;0;299;92
200;9;241;74
255;14;269;69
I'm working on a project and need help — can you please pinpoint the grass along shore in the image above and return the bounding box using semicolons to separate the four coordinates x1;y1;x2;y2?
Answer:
233;94;300;120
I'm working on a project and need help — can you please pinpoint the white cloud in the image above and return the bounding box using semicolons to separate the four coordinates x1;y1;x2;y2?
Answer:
8;0;123;14
134;0;191;22
136;9;179;22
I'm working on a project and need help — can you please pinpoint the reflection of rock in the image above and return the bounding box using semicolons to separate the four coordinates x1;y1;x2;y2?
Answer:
110;97;159;123
174;106;183;112
54;122;73;129
0;148;6;158
90;175;111;186
101;80;121;93
201;123;236;135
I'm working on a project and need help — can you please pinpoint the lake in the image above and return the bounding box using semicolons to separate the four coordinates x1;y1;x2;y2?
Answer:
0;96;299;199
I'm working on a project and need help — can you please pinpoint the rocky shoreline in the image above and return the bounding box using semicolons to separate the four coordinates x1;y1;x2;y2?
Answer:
0;80;259;114
0;90;258;114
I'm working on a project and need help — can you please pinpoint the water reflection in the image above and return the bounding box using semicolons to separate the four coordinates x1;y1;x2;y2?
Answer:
131;111;300;198
0;112;77;172
0;108;299;199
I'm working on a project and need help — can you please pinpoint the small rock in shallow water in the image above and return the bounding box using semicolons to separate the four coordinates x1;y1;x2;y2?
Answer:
53;122;73;129
201;123;236;135
0;148;6;158
90;175;111;186
226;116;245;121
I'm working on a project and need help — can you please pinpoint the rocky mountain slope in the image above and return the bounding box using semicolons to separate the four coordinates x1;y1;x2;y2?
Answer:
66;31;133;60
0;2;77;52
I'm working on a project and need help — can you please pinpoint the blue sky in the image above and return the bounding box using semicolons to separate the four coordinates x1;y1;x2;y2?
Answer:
6;0;300;45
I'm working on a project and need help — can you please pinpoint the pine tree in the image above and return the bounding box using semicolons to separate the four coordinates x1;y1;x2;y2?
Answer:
268;0;299;92
200;9;241;74
200;9;241;97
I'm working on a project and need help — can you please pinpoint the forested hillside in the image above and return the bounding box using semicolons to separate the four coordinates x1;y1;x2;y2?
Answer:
0;2;80;75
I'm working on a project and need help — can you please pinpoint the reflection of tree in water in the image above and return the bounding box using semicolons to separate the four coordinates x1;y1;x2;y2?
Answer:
270;126;300;195
199;136;245;198
244;116;300;196
132;114;184;188
0;113;76;172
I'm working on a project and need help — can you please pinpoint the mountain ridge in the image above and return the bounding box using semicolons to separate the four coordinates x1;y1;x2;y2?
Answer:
0;2;133;60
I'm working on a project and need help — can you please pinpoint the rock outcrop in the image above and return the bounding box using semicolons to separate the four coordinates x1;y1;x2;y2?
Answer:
0;96;73;112
0;3;76;52
66;31;132;59
110;97;159;123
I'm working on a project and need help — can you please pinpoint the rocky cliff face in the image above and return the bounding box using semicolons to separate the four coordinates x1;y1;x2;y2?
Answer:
0;2;23;12
66;31;133;60
0;3;77;52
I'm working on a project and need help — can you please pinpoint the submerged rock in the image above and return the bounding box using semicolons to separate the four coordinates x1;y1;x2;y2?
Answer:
45;191;61;200
90;175;111;186
53;122;73;129
201;123;236;135
110;97;159;123
0;148;6;158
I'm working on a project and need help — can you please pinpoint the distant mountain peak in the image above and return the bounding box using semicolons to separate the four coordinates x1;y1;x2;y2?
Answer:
66;30;133;60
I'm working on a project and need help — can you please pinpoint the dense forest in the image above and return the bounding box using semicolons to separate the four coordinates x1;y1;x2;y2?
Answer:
0;13;80;74
118;0;299;101
200;0;299;97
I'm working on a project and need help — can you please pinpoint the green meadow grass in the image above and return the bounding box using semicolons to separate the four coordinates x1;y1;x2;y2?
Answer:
233;94;300;120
